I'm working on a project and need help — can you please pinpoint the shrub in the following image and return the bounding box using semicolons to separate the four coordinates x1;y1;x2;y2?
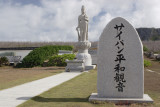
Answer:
143;45;149;52
16;45;73;68
0;57;9;66
48;54;75;66
144;59;151;67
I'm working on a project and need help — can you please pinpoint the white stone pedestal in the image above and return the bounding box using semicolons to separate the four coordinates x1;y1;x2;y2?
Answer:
76;41;96;70
89;93;153;104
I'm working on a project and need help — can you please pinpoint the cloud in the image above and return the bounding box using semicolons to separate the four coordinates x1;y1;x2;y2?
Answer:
0;0;160;41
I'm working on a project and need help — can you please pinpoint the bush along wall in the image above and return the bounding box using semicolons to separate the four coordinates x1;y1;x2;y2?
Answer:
16;45;73;68
144;59;151;67
0;57;9;67
47;54;75;67
143;45;149;52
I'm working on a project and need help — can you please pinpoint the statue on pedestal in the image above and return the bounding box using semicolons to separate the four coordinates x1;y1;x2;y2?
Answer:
65;5;95;72
75;5;94;69
76;5;88;41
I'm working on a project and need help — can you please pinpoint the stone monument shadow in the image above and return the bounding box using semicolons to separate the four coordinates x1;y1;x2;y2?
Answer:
31;96;89;102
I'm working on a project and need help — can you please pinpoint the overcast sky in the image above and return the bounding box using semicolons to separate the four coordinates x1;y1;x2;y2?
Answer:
0;0;160;42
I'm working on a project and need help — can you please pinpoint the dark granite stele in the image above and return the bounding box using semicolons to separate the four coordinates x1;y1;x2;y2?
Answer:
89;93;153;104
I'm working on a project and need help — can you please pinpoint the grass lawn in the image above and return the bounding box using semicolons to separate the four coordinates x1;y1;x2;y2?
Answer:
145;57;160;73
18;59;160;107
0;66;64;90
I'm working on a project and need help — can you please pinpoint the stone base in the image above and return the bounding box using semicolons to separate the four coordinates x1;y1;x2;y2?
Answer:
85;65;96;70
89;93;153;104
65;59;84;72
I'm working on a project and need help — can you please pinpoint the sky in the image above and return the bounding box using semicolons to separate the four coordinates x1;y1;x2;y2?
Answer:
0;0;160;42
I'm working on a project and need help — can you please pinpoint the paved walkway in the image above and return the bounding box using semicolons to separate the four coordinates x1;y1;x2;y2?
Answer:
0;72;82;107
146;69;160;75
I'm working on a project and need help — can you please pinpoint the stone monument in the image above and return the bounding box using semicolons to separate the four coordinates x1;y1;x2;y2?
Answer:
89;17;153;103
65;5;95;71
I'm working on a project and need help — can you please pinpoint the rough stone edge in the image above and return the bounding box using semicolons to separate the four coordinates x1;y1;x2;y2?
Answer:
89;93;153;104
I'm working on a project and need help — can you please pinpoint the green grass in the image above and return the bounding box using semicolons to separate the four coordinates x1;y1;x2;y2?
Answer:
144;59;151;67
0;66;64;90
18;69;115;107
18;65;160;107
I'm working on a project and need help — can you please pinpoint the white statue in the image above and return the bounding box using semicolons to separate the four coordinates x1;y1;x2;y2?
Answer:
65;5;95;72
76;5;89;41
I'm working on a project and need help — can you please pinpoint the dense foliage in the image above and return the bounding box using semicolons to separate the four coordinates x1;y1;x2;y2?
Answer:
144;59;151;67
143;45;149;52
136;28;160;41
17;45;73;68
47;54;75;66
0;57;9;66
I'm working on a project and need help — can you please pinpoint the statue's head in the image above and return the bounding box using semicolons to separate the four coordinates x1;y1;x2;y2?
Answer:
81;5;85;14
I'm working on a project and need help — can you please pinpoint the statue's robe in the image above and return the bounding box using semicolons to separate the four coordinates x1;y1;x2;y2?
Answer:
78;14;88;41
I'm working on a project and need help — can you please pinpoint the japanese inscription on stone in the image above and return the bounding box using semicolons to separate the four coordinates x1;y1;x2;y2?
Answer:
114;23;126;92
